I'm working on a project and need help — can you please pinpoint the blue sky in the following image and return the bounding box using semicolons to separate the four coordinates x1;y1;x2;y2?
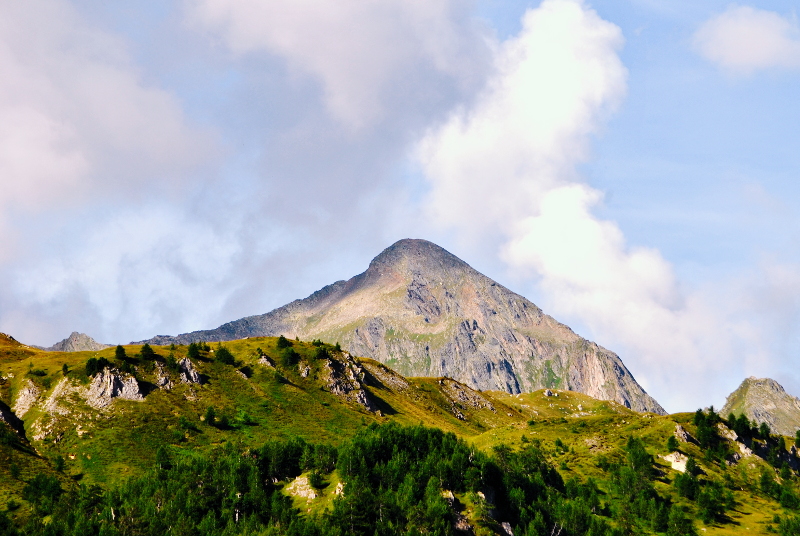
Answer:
2;0;799;412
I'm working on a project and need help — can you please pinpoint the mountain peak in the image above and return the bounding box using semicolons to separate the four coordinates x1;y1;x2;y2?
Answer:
721;376;800;436
366;239;471;276
45;332;111;352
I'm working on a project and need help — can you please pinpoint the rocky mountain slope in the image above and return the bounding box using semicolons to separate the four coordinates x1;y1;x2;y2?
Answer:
721;376;800;436
142;239;664;414
40;331;110;352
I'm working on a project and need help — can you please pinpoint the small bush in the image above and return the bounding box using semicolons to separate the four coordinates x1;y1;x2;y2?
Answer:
28;369;47;377
276;335;292;349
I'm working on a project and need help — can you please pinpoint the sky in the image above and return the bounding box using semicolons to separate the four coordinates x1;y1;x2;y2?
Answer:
1;0;800;413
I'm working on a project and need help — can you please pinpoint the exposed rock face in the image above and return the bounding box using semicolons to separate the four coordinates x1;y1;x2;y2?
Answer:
286;476;317;501
12;379;41;417
141;239;664;414
662;452;688;472
720;377;800;436
155;363;174;390
86;368;144;408
178;358;201;384
323;353;378;412
43;332;111;352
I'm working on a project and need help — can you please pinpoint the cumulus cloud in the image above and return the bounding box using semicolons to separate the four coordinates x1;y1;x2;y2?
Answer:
419;0;626;240
187;0;491;130
694;5;800;74
418;0;754;410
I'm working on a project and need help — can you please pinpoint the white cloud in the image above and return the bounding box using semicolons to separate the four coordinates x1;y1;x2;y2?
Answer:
418;0;627;240
418;0;757;411
694;5;800;74
188;0;491;130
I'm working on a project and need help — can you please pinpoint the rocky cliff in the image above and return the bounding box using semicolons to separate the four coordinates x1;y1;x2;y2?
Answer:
142;239;664;414
42;332;111;352
720;377;800;436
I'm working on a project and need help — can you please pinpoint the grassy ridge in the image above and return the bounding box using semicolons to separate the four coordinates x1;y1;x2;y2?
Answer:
1;333;799;533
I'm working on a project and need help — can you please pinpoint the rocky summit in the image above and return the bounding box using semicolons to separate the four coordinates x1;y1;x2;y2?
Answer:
41;331;111;352
143;239;665;414
721;376;800;436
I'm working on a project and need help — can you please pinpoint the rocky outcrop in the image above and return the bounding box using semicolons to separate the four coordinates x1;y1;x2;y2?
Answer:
42;332;111;352
661;451;688;472
155;363;174;390
439;377;495;420
86;368;143;408
139;239;665;414
323;353;378;412
178;358;201;384
674;424;696;444
12;379;41;417
286;476;318;501
721;377;800;436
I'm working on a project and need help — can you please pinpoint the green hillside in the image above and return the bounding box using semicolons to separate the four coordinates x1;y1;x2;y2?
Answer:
1;333;800;535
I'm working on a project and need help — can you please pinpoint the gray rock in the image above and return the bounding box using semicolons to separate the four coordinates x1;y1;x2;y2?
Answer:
139;239;664;414
41;332;111;352
12;379;41;417
86;368;143;408
178;358;201;384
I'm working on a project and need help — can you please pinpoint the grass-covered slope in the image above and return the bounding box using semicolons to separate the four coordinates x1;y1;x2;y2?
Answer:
2;332;800;534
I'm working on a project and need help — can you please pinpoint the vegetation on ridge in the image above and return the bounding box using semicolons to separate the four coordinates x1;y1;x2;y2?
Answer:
1;333;800;534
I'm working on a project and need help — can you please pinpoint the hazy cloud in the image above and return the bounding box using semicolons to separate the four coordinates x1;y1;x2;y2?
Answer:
188;0;492;131
694;5;800;74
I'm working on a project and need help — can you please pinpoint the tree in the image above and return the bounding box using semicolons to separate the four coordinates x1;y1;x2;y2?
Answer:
795;429;800;449
61;363;69;375
760;421;772;439
276;335;292;349
215;345;235;365
666;505;698;536
53;455;65;472
187;342;201;359
667;435;679;452
280;348;300;367
140;343;156;360
156;445;172;470
115;344;126;361
205;406;216;426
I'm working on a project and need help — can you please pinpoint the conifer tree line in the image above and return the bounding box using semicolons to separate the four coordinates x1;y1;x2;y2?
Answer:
6;415;800;536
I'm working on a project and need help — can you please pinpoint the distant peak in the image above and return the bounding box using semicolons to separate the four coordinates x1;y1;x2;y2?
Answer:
46;332;110;352
367;239;470;274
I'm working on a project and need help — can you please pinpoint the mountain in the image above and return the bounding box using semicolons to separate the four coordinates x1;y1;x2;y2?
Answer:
142;239;664;414
720;376;800;436
41;331;111;352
